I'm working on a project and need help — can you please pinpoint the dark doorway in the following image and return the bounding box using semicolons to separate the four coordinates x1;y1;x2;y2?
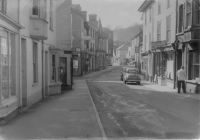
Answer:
59;57;67;90
177;50;182;70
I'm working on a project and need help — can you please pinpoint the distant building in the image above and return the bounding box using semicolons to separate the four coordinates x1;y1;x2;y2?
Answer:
131;29;143;72
103;28;114;66
71;4;86;76
116;43;130;65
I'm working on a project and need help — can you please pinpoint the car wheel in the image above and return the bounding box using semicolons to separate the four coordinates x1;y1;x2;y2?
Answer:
137;82;140;85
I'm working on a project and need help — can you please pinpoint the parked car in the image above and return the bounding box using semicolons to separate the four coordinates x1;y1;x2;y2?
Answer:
123;68;141;85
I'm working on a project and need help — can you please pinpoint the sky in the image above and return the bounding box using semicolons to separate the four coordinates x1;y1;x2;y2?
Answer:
72;0;143;29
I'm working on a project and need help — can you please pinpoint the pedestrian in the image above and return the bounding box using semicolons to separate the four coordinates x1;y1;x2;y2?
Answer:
177;66;186;94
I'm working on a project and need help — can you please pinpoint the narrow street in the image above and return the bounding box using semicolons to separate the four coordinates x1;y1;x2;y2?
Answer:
86;66;200;139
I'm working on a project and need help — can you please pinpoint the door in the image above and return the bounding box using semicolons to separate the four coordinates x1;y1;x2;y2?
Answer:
21;38;27;107
59;57;67;90
177;50;182;70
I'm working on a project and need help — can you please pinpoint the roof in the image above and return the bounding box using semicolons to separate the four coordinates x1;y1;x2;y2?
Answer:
138;0;154;12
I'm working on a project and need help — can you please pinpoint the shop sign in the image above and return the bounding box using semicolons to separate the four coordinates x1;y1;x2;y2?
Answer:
151;40;167;50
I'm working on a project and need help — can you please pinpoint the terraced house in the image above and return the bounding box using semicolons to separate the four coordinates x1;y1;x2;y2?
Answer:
175;0;200;93
0;0;22;118
138;0;176;88
0;0;73;120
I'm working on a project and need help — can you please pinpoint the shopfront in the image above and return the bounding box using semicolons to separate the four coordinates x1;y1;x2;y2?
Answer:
0;26;20;117
176;30;200;93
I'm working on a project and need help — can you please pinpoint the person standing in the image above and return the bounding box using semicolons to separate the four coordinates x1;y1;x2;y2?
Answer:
177;66;186;93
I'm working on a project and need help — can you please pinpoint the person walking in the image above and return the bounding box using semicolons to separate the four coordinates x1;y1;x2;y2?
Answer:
177;66;186;93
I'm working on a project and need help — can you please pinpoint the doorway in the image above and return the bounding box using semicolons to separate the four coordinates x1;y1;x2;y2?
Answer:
59;57;67;90
21;38;27;107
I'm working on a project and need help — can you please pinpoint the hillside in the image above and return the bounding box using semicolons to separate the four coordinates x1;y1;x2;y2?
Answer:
114;24;142;42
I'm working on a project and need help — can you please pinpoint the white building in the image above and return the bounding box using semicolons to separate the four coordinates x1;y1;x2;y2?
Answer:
0;0;73;119
138;0;176;86
0;0;22;118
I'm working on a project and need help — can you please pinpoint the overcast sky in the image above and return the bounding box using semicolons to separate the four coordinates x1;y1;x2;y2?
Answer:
72;0;143;29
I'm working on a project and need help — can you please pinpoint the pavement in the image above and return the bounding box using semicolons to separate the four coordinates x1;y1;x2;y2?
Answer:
0;80;105;140
142;80;200;101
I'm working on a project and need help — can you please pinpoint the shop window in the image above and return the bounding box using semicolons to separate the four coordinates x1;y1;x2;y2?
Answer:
189;51;200;80
0;29;16;101
51;54;56;81
33;42;38;83
0;0;6;14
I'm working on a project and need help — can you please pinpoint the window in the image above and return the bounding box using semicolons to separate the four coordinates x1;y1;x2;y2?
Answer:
0;0;6;14
32;0;47;19
186;0;192;28
32;0;39;16
158;1;161;15
33;42;38;83
166;15;171;42
149;7;152;22
0;29;16;100
49;0;54;30
149;33;151;49
178;4;184;33
145;12;147;25
157;21;161;41
189;51;200;80
167;0;170;8
144;35;146;51
194;0;200;25
51;54;56;81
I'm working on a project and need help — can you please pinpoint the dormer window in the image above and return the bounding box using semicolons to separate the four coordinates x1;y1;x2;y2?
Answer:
0;0;6;14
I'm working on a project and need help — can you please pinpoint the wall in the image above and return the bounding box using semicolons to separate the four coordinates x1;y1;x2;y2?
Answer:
56;0;72;50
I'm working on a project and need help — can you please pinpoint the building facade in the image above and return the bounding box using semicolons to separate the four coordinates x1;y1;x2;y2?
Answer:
139;0;176;87
0;0;22;118
176;0;200;93
131;30;143;72
0;0;74;119
56;0;73;90
71;4;85;76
